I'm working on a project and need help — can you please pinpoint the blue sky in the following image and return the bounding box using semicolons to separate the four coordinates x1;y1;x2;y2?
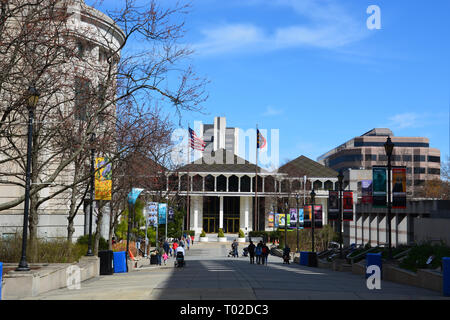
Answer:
90;0;450;169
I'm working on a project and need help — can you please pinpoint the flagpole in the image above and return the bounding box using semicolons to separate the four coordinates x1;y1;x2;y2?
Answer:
255;124;259;231
187;125;190;234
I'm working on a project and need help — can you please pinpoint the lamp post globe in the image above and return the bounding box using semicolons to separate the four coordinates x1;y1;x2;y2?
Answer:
16;87;40;272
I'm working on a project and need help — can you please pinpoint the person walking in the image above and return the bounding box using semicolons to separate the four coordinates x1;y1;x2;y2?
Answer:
156;242;164;266
191;234;195;246
162;252;168;265
186;235;190;251
262;243;269;265
231;239;239;257
163;239;170;256
255;241;263;264
247;241;256;264
283;245;291;264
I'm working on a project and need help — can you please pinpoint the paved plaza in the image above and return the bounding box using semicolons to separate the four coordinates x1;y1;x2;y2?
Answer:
23;242;448;300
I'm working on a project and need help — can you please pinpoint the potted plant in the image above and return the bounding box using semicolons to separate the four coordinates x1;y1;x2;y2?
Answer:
218;228;227;242
199;229;208;242
238;229;246;243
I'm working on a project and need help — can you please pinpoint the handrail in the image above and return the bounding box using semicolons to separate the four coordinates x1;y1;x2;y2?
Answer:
346;246;380;263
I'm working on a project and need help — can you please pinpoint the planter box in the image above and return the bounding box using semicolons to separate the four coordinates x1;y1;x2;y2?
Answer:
199;237;208;242
218;237;227;242
237;237;246;243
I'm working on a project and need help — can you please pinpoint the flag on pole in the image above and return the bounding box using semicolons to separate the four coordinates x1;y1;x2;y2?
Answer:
188;127;205;151
257;129;266;149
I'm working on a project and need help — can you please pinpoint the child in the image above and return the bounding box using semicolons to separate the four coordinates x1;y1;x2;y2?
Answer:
162;252;168;265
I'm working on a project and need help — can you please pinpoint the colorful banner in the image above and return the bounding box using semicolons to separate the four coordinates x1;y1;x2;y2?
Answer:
314;205;323;229
127;187;144;205
392;167;407;209
146;202;158;227
328;191;339;221
158;203;167;224
343;191;354;221
268;213;274;228
373;166;387;208
95;157;112;200
361;180;373;204
289;208;297;228
303;205;312;229
298;208;304;229
168;207;175;222
277;213;290;228
274;213;280;228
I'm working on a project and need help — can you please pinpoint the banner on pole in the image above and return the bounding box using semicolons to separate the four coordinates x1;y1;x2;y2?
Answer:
289;208;297;228
343;191;354;221
127;188;144;205
361;180;373;204
314;205;323;229
303;205;312;229
146;202;158;227
268;213;274;228
328;191;339;221
95;157;112;200
392;167;407;209
298;208;304;229
373;166;387;208
168;207;175;222
158;203;167;224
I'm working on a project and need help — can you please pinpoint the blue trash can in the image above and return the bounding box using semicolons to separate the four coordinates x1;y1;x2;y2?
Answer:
443;257;450;297
0;262;3;300
300;252;309;266
366;253;382;279
113;251;127;273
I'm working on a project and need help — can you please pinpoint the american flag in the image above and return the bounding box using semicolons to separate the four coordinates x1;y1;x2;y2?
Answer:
257;129;266;149
189;127;206;151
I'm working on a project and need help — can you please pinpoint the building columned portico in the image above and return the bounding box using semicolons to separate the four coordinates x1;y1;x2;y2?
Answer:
149;149;339;236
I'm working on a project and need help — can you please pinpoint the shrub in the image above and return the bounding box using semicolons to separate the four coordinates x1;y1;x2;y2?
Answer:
218;228;225;237
76;235;109;251
238;229;245;238
200;229;206;237
399;242;450;272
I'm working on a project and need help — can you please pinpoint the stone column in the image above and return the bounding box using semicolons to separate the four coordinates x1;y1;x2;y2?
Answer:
193;197;199;232
219;196;224;229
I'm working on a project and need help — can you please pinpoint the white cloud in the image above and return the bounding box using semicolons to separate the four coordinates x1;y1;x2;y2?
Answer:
192;0;369;56
388;113;420;129
263;106;284;117
387;112;450;130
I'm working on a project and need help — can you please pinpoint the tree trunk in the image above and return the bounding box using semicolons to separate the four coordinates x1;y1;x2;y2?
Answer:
93;200;105;256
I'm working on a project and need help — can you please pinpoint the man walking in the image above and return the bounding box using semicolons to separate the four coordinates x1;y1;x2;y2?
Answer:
247;241;256;264
231;239;239;257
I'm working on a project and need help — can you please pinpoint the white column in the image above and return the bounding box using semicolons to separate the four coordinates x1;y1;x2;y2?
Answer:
245;197;249;232
194;197;199;232
219;196;224;229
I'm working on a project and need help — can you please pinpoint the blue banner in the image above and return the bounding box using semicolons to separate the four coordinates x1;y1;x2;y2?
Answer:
158;203;167;224
298;208;304;229
127;188;144;205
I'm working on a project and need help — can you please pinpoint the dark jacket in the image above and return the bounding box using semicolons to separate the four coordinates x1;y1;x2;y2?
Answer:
247;243;256;254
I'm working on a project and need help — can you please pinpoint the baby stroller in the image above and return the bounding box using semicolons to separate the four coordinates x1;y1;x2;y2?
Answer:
242;247;249;257
174;251;185;268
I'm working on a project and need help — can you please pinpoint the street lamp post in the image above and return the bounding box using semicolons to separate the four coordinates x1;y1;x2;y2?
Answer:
296;193;299;253
16;87;40;272
337;170;344;259
310;189;316;253
384;137;394;260
284;201;288;249
86;133;96;256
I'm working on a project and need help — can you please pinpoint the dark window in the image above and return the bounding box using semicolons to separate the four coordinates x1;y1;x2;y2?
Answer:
414;155;426;162
402;155;412;162
392;155;402;162
428;156;440;163
428;168;440;175
77;41;84;58
365;154;377;161
229;175;239;192
328;154;362;167
74;77;91;121
217;175;227;192
241;176;251;192
378;155;387;161
414;167;426;174
354;141;429;148
406;167;412;174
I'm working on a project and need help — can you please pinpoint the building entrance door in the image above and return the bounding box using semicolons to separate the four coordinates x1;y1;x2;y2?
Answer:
203;217;217;233
224;218;240;233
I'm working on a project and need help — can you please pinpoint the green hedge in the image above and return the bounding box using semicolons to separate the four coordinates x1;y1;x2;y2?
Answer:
399;242;450;272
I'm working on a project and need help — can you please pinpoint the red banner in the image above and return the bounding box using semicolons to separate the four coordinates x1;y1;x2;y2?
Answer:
392;167;407;209
343;191;353;221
